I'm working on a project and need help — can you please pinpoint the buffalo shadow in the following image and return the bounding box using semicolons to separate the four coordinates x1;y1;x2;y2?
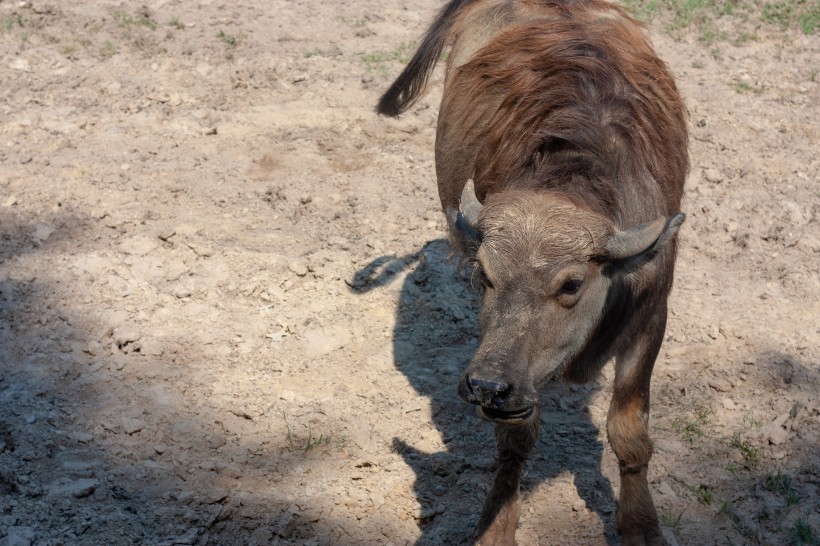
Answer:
352;239;619;545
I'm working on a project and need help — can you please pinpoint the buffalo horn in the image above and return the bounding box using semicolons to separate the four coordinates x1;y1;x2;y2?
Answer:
460;179;483;227
604;213;685;260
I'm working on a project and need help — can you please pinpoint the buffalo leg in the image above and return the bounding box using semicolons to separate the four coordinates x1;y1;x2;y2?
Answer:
606;310;669;546
475;409;540;546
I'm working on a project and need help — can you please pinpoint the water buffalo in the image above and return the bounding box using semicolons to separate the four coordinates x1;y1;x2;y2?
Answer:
378;0;688;544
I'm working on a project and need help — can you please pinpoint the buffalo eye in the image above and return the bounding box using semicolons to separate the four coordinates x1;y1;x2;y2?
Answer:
477;267;494;290
560;279;583;295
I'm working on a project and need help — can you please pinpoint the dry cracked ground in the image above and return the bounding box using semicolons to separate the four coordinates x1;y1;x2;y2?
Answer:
0;0;817;545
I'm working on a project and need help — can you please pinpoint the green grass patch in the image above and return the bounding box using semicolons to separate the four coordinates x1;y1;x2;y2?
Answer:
765;470;793;495
797;0;820;33
661;507;688;535
168;16;185;30
360;41;415;74
762;0;819;31
693;484;715;505
621;0;820;41
217;29;239;47
730;78;766;94
99;41;118;58
304;46;342;59
1;14;24;32
623;0;662;21
304;428;332;452
730;433;761;469
765;470;802;506
671;402;712;444
114;10;157;31
283;412;345;454
791;517;817;545
338;15;367;28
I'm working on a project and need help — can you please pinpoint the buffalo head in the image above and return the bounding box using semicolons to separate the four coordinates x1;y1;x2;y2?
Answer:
452;180;684;424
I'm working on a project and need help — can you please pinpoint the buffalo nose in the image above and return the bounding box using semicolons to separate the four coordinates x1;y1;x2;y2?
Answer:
465;376;512;407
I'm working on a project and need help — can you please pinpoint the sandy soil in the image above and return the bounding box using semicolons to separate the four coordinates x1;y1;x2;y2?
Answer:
0;0;817;545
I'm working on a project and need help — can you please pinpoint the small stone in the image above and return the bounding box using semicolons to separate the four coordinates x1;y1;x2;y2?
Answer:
114;328;141;346
208;434;228;449
665;346;688;358
276;511;296;538
416;505;436;519
217;497;241;522
656;481;677;499
722;398;736;410
767;428;789;446
280;390;296;402
288;259;309;277
172;528;199;545
303;327;351;357
9;58;30;72
185;240;213;257
68;478;100;498
176;490;195;504
3;196;17;207
759;413;791;445
121;418;145;435
32;223;54;242
2;526;34;546
154;444;169;455
84;340;102;355
31;3;54;15
572;500;586;512
203;490;229;504
139;338;164;356
174;286;193;299
249;527;274;545
69;431;94;443
215;462;242;479
120;235;160;256
708;378;732;392
370;492;385;509
203;127;217;136
703;168;722;183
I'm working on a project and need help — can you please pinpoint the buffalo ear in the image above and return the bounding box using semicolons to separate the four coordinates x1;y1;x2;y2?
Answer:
445;206;482;251
603;213;685;262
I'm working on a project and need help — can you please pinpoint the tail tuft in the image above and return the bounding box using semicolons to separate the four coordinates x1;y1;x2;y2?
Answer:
376;0;476;117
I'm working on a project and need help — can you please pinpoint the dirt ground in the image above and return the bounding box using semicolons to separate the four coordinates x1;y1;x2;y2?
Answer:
0;0;817;545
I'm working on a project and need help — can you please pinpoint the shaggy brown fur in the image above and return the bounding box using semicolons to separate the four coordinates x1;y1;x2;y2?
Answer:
436;0;687;223
378;1;689;545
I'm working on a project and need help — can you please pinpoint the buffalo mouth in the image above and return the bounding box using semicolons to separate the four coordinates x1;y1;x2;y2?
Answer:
479;405;535;424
